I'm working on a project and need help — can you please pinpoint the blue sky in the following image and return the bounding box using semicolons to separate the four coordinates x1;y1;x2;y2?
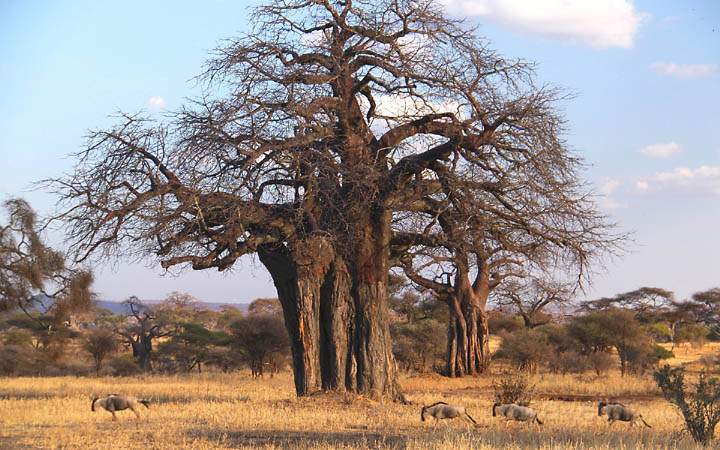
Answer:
1;0;718;303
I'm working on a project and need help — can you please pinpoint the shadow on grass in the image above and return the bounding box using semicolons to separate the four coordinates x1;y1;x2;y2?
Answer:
0;432;43;449
185;426;702;450
186;429;409;449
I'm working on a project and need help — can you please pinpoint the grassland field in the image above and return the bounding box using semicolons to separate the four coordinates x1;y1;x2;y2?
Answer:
1;342;718;449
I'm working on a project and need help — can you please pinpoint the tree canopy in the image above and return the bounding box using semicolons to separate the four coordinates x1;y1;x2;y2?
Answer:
51;0;619;400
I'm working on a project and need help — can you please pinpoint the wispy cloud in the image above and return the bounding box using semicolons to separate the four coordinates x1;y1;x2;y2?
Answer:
147;96;167;110
597;177;626;210
639;142;682;159
441;0;643;48
651;62;718;78
635;166;720;196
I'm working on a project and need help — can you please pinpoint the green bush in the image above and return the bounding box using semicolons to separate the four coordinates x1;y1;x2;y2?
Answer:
654;365;720;445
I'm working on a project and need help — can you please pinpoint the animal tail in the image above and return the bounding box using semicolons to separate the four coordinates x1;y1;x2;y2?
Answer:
91;397;98;412
535;415;544;425
465;411;478;425
139;399;151;409
639;416;651;428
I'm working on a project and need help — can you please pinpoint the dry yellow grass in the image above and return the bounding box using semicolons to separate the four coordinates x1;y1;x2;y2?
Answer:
662;342;720;370
0;370;705;449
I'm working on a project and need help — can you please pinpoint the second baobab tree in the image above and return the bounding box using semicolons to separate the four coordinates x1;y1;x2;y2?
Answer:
51;0;618;400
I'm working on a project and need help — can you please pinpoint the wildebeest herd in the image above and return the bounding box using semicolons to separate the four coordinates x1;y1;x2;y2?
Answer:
91;393;651;430
419;399;651;428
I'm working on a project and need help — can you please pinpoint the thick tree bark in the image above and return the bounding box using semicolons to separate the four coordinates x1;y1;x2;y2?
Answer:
319;257;354;391
445;262;491;377
131;336;153;371
350;280;404;401
345;211;405;401
259;208;405;401
259;239;334;396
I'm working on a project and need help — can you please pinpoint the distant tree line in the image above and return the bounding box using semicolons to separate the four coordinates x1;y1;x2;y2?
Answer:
389;281;720;378
0;291;290;377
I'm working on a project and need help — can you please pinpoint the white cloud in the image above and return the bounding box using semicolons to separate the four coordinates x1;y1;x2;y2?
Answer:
651;62;718;78
441;0;643;48
147;96;167;110
373;94;465;120
639;142;682;159
597;177;626;210
636;166;720;196
599;178;621;196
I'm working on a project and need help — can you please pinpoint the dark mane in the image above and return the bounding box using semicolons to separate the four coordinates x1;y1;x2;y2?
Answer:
425;401;448;409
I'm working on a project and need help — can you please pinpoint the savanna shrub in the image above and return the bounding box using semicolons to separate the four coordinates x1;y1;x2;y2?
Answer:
654;365;720;445
492;371;534;405
495;329;553;373
108;354;142;376
548;351;590;374
587;351;615;376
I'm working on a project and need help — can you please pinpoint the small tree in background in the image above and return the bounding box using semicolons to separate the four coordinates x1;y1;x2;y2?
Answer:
83;328;119;375
494;277;574;329
247;298;283;318
676;323;710;350
495;329;553;373
654;365;720;445
230;314;289;377
392;319;445;373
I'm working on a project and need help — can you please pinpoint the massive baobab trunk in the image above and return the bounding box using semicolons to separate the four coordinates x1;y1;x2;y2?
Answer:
259;239;329;396
343;211;405;400
446;279;491;377
260;232;403;400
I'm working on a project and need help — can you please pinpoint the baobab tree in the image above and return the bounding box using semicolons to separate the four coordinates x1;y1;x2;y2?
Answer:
51;0;618;399
395;179;615;377
115;296;174;370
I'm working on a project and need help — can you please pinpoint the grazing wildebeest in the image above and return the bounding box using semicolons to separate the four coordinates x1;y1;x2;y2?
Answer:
91;394;150;421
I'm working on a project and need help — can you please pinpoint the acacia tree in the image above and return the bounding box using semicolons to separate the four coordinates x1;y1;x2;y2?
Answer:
83;328;119;375
583;287;675;323
685;288;720;337
495;277;574;329
52;0;616;399
581;287;704;349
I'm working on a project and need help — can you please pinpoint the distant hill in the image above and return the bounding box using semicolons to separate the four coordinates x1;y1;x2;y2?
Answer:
95;300;250;315
9;296;250;316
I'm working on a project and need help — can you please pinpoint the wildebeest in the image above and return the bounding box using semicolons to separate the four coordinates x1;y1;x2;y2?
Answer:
492;402;543;425
421;401;478;425
598;400;651;428
91;394;150;421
